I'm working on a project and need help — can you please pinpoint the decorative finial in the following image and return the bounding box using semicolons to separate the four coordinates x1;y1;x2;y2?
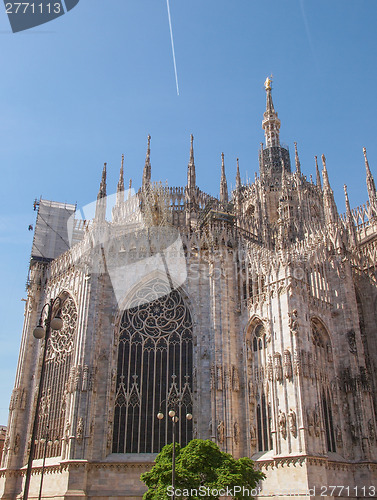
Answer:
294;142;301;174
220;153;228;203
363;147;371;173
189;134;194;163
142;135;152;189
344;184;351;215
236;157;241;190
321;154;327;170
264;76;272;91
315;156;322;188
129;178;132;189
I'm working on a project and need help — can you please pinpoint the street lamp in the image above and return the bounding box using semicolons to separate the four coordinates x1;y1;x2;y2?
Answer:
157;400;192;500
23;297;64;500
38;426;51;500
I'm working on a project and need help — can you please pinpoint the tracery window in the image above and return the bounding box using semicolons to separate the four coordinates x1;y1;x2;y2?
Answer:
34;294;77;459
256;391;272;452
311;318;336;453
112;279;193;454
247;320;272;453
322;390;336;452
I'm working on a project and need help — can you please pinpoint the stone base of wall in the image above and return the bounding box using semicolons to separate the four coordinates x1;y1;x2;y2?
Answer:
255;455;377;500
1;455;377;499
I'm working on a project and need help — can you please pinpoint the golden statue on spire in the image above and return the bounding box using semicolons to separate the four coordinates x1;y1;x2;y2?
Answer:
264;76;272;91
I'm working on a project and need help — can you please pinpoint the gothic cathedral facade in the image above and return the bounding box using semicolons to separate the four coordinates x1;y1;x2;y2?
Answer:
1;80;377;499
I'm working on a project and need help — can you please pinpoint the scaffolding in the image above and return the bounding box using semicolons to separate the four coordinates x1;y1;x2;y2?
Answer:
31;199;77;261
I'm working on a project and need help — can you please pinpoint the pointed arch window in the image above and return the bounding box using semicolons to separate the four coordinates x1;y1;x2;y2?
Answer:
247;320;272;453
256;391;271;452
311;318;336;453
112;279;193;454
322;390;336;452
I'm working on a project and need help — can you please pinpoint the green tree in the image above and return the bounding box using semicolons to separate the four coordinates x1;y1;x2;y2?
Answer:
141;439;265;499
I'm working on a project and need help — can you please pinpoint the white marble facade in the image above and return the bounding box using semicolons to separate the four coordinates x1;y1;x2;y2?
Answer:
1;83;377;499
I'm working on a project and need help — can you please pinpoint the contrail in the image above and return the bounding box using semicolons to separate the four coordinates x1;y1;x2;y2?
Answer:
166;0;179;96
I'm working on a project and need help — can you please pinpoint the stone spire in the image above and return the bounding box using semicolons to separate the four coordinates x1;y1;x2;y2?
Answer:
128;178;132;200
363;147;377;205
294;142;301;175
142;135;151;190
259;142;265;177
321;155;338;224
315;156;322;189
236;158;241;190
262;77;281;148
95;162;107;222
187;134;196;192
281;160;287;191
116;154;125;206
344;184;357;246
220;152;228;203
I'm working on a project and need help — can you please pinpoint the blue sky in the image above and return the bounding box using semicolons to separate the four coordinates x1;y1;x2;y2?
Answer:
0;0;377;424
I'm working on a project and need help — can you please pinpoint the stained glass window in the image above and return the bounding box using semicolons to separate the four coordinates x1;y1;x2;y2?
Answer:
112;280;193;454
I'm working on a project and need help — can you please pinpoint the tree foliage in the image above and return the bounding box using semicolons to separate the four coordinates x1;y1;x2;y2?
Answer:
141;439;265;499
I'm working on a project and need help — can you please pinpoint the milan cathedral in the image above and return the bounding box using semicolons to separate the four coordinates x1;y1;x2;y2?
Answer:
1;79;377;498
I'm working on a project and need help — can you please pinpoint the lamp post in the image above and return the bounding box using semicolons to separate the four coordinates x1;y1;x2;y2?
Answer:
23;297;64;500
157;399;192;500
37;426;50;500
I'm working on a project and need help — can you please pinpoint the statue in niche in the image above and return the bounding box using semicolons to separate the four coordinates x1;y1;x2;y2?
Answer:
76;417;84;443
288;309;298;334
216;366;223;391
284;350;293;379
234;421;240;445
217;420;225;444
346;330;357;354
13;433;20;455
250;424;257;444
336;425;343;447
232;366;240;391
274;353;283;381
279;410;287;439
288;409;297;438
